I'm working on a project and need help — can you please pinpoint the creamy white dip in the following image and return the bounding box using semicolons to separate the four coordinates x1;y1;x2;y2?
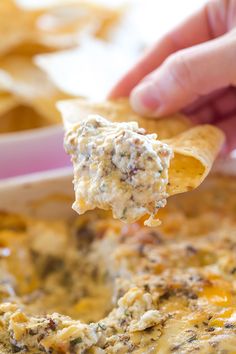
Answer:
65;115;173;226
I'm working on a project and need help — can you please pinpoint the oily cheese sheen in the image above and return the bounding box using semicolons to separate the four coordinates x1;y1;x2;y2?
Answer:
0;175;236;353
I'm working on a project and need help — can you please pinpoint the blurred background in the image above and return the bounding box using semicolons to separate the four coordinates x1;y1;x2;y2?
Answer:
23;0;208;99
0;0;217;179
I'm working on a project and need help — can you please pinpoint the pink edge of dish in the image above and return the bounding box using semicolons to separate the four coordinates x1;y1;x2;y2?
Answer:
0;125;71;179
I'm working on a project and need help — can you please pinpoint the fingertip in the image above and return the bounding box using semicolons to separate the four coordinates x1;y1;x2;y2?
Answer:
130;82;163;117
108;82;128;100
107;88;119;100
108;68;145;100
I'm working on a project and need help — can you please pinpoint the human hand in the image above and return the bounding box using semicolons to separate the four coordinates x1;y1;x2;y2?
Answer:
109;0;236;153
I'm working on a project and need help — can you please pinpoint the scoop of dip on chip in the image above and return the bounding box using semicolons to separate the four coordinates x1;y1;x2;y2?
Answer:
65;115;173;226
58;98;225;226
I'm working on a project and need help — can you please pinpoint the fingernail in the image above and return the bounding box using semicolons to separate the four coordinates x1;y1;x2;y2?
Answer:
130;82;162;117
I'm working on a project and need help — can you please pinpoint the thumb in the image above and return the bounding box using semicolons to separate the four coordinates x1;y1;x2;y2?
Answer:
130;31;236;117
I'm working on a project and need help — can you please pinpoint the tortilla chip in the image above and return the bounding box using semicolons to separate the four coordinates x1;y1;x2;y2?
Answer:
0;1;42;56
0;104;53;133
58;98;225;196
59;98;192;140
165;125;225;195
36;1;122;41
32;94;72;124
8;42;61;57
0;56;57;98
0;93;18;116
0;56;71;125
0;1;122;56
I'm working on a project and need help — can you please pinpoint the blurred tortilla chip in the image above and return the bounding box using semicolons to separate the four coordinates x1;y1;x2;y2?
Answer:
0;0;122;56
36;1;122;41
0;1;42;56
32;94;72;123
8;42;60;57
58;98;225;196
0;56;58;99
59;98;191;139
0;93;18;116
0;104;52;133
0;56;72;133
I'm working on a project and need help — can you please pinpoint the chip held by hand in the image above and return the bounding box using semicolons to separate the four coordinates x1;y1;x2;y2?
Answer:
58;98;225;226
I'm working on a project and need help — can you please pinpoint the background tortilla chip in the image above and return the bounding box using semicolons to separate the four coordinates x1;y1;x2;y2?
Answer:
0;1;122;57
0;56;72;133
0;104;52;133
0;56;57;99
0;93;18;116
35;1;122;40
58;98;225;195
0;1;42;56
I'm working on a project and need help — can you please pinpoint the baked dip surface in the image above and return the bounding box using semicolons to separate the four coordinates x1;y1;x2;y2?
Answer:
0;175;236;353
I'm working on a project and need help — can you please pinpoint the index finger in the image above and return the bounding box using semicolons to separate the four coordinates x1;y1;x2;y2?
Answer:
109;1;221;98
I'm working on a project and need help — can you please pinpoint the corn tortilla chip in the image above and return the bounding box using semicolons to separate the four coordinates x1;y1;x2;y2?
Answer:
7;42;60;57
0;56;57;99
60;98;192;140
0;1;42;56
165;125;225;195
0;1;122;56
32;94;72;124
0;104;53;133
0;56;71;125
36;1;122;39
58;98;225;197
0;93;18;116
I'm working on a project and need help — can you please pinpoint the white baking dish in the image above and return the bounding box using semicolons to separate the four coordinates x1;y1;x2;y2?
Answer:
0;167;74;219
